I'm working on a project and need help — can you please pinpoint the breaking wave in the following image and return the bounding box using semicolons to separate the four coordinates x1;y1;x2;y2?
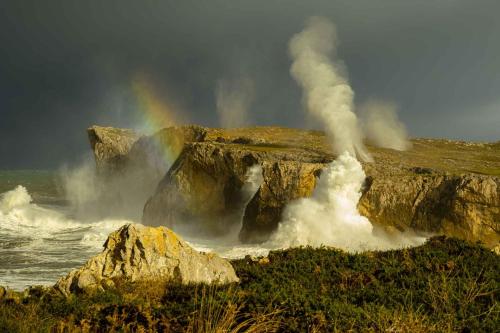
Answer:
268;153;426;251
0;186;132;289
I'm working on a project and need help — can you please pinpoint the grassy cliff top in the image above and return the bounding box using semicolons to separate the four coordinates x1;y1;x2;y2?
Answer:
203;126;500;176
90;124;500;176
368;138;500;176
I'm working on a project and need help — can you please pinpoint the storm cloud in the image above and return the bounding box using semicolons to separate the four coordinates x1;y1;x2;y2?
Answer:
0;0;499;168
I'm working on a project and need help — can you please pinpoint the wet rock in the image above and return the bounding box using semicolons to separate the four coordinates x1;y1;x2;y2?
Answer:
142;139;331;238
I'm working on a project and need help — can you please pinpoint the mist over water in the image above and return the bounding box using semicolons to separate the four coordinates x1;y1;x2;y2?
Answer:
0;185;131;290
0;164;268;289
60;157;163;221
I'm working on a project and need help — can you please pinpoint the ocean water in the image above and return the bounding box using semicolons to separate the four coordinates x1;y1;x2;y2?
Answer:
0;170;267;290
0;168;424;290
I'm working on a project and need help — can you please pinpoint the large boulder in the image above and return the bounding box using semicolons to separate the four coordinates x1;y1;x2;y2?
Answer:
54;224;239;296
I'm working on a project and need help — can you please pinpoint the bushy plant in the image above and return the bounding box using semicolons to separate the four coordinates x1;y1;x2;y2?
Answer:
0;236;498;332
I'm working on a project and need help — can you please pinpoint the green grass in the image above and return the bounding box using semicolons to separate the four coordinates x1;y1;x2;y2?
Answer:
0;236;498;332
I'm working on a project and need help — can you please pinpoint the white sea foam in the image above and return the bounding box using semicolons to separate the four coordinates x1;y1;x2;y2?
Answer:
0;186;132;289
268;153;425;251
0;185;130;242
266;17;426;252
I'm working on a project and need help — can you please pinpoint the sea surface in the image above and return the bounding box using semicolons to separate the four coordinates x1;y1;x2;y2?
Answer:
0;170;267;290
0;168;423;290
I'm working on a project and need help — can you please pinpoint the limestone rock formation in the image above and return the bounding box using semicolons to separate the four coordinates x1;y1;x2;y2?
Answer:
87;125;500;248
87;126;140;171
54;224;239;296
142;133;332;238
358;173;500;248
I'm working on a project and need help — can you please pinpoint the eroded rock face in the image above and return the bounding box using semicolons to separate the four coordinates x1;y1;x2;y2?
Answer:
240;161;324;242
85;125;208;219
358;173;500;248
142;138;332;236
87;126;140;172
87;125;500;248
55;224;239;296
142;129;499;247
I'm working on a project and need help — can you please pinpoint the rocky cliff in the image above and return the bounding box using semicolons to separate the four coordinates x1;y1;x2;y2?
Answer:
87;126;140;172
88;125;500;248
55;224;239;296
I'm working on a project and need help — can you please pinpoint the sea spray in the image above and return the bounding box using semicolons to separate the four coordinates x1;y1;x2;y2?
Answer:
216;77;255;128
359;99;412;151
0;185;32;213
268;153;373;250
0;185;132;289
0;185;129;243
289;17;370;162
241;164;264;202
269;17;425;251
60;156;161;221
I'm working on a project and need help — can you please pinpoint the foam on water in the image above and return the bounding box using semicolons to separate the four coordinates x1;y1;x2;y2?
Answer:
0;186;132;289
0;184;269;290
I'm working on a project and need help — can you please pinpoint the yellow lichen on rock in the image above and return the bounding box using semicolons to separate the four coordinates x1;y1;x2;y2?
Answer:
54;224;239;296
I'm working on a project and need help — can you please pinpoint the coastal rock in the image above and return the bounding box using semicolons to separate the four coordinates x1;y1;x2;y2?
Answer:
88;125;500;248
54;224;239;296
358;173;500;248
87;126;140;172
142;129;332;236
240;161;324;242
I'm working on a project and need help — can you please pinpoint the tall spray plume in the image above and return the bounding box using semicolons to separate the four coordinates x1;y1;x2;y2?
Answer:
289;17;370;161
269;17;424;251
359;99;412;151
215;77;254;128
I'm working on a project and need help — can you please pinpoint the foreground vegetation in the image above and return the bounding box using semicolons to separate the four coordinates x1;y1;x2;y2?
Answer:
0;236;498;332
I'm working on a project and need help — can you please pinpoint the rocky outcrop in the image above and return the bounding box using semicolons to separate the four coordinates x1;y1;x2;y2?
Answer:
87;126;140;171
358;172;500;248
87;125;500;248
54;224;239;296
142;137;331;236
240;161;324;242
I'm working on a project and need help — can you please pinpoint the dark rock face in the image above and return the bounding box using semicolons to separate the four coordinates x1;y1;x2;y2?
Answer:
88;125;500;248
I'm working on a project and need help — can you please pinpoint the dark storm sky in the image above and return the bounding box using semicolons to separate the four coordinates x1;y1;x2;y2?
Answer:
1;0;499;169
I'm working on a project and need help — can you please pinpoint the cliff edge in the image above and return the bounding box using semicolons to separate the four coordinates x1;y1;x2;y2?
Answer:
87;125;500;248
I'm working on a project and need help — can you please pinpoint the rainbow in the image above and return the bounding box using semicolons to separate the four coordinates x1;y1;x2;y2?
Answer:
130;72;183;168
